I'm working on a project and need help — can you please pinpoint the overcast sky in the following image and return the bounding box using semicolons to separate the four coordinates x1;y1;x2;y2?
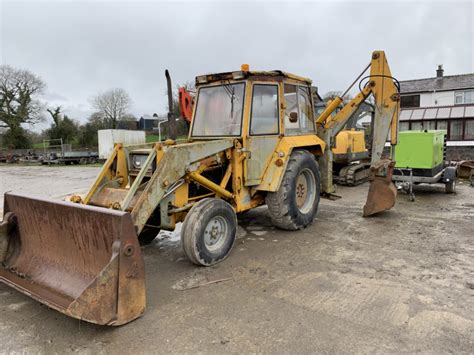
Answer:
1;0;473;129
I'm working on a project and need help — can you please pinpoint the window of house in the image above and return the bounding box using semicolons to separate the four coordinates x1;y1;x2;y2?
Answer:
411;121;423;131
454;90;474;105
400;95;420;108
466;90;474;104
399;122;409;131
437;121;448;132
284;84;315;134
423;121;436;130
449;120;463;140
465;120;474;140
250;84;279;135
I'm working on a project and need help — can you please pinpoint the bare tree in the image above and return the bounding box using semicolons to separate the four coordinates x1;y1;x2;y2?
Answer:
323;91;352;104
47;106;62;127
91;88;132;129
0;65;46;147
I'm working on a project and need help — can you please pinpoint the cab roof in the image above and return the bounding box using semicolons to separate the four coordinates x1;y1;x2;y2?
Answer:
195;70;312;86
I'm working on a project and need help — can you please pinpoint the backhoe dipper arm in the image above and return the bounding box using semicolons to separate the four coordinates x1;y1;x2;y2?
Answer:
316;51;400;217
316;51;400;164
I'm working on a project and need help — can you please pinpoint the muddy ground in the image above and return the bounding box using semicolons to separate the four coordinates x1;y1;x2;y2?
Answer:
0;165;473;353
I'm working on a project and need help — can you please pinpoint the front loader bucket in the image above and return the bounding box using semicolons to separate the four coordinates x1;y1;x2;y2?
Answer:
0;193;145;326
363;160;397;217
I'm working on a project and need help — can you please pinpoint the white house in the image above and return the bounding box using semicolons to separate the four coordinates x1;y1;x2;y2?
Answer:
398;65;474;148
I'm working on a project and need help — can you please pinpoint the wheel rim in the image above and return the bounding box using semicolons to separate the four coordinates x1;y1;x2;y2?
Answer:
203;215;228;252
295;168;316;214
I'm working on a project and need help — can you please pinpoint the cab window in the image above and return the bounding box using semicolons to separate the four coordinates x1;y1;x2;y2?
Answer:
192;83;245;137
250;84;279;135
284;84;315;134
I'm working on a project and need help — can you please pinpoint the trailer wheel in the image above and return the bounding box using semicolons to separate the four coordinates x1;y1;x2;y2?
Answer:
182;198;237;266
445;179;456;194
266;150;320;230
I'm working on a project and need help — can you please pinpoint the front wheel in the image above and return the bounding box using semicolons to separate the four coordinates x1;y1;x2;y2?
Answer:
266;150;321;230
182;198;237;266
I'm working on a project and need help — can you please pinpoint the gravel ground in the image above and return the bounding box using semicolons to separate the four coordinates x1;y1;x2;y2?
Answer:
0;165;473;353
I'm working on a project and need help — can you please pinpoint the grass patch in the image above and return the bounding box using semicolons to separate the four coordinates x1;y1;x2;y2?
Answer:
146;134;160;143
146;134;188;143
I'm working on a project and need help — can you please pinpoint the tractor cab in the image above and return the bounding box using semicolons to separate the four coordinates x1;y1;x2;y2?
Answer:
189;66;324;186
189;66;317;140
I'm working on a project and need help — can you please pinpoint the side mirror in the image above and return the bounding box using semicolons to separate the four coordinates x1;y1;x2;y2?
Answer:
289;112;298;123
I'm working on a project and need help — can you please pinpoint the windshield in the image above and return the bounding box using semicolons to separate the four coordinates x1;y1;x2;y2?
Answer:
191;83;245;137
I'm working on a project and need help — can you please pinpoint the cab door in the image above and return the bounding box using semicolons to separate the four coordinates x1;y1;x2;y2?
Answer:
244;83;281;186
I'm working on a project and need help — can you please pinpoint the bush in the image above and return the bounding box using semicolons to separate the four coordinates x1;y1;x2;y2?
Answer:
2;127;31;149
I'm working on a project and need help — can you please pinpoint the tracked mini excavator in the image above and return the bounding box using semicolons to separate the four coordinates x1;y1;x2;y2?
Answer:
0;51;399;326
314;101;375;186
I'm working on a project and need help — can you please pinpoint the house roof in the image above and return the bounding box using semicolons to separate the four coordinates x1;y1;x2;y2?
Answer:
399;104;474;121
400;73;474;94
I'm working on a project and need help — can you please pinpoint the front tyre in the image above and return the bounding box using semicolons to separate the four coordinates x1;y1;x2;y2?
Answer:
182;198;237;266
266;150;321;230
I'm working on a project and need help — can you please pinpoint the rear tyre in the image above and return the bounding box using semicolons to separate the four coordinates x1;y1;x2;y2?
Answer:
182;198;237;266
266;150;320;230
138;226;160;246
445;179;456;194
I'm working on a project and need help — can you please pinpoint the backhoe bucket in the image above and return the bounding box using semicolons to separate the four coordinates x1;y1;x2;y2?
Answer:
0;193;145;326
363;160;397;217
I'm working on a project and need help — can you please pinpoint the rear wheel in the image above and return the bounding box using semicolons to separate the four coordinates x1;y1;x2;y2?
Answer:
182;198;237;266
266;150;321;230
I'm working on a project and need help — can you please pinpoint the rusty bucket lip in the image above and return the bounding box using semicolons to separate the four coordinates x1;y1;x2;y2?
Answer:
0;268;74;313
3;191;129;217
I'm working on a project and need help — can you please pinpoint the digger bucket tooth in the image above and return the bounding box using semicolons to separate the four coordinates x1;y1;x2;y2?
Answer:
0;193;146;326
363;160;397;217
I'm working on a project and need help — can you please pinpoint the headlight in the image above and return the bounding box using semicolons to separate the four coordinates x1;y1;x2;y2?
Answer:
132;154;148;169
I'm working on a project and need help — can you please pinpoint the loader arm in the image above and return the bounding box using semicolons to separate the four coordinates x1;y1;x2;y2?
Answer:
316;51;400;216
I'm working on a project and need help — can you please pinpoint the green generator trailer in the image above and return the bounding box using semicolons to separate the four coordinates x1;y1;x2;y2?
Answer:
392;130;457;200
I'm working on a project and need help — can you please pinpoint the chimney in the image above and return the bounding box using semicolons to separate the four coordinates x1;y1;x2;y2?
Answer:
436;64;444;78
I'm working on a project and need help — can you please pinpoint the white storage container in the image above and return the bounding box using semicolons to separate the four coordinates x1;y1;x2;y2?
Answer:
98;130;146;160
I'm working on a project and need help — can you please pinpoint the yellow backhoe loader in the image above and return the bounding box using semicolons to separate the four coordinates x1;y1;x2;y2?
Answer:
0;51;399;326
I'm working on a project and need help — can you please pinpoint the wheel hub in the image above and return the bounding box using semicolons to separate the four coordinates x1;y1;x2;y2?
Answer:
204;216;228;251
295;168;316;214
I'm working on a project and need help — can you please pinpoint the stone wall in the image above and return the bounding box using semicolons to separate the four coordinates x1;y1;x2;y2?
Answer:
446;146;474;161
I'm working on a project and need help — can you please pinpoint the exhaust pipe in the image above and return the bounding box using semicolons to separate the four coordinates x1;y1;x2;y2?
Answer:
165;69;177;140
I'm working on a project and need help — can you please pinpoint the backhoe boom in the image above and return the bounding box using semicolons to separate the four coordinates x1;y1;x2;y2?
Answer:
316;51;400;215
